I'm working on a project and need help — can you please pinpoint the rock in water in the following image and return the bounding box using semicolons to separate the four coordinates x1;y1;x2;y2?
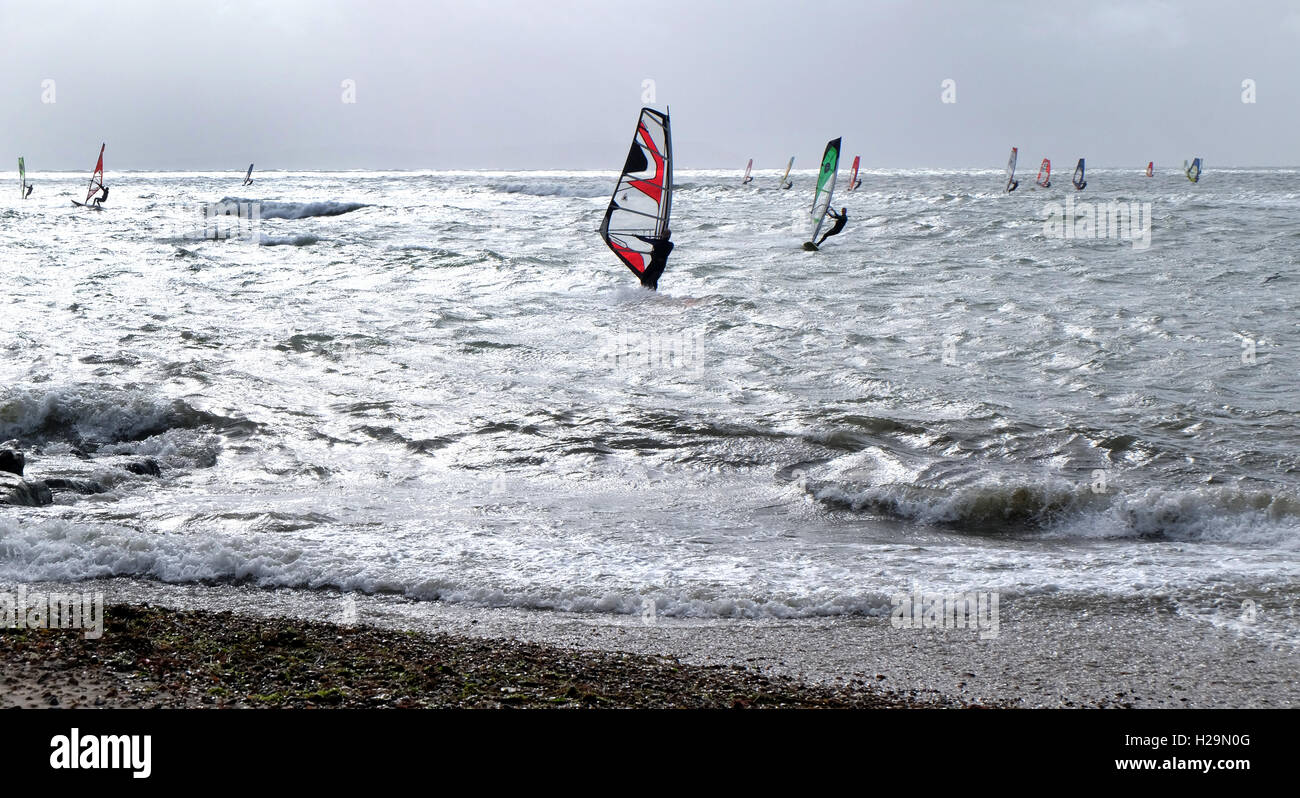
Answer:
0;449;23;476
44;478;107;495
125;459;163;477
0;472;52;506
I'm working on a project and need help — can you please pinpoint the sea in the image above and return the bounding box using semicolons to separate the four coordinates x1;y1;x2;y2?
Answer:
1;167;1297;657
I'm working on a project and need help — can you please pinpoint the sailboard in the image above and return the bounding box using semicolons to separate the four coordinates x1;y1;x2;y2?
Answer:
742;158;753;184
1185;157;1202;183
18;157;25;199
1145;161;1153;177
599;107;673;290
243;163;254;185
780;156;794;189
803;137;841;249
83;143;105;205
1072;158;1086;191
847;155;861;191
1036;158;1051;188
1005;146;1019;192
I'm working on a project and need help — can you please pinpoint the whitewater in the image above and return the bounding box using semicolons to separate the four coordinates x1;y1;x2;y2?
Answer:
1;167;1297;657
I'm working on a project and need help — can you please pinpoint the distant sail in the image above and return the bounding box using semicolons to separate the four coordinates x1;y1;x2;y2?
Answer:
1005;146;1018;192
18;157;25;199
85;143;105;204
808;137;842;244
1185;157;1202;183
847;155;861;192
779;156;794;188
1036;158;1051;188
742;158;753;184
1072;158;1086;191
599;107;673;290
244;163;254;184
1145;161;1153;177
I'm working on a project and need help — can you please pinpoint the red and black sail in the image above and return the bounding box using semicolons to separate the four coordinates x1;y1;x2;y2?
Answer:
599;108;673;289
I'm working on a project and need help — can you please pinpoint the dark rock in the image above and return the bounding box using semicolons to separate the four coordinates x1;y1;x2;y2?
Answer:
125;459;162;477
44;478;107;495
0;449;22;476
0;472;53;506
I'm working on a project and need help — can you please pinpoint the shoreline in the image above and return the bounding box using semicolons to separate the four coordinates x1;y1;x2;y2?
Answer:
3;579;1295;708
0;601;981;709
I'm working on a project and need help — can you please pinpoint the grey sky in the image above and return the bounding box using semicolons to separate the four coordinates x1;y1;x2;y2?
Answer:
2;0;1296;170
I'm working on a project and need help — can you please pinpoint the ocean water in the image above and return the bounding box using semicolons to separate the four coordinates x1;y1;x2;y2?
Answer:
1;168;1297;648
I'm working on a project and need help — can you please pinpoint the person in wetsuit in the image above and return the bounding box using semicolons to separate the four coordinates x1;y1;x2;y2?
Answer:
24;183;33;198
90;184;108;206
640;234;674;290
816;207;848;246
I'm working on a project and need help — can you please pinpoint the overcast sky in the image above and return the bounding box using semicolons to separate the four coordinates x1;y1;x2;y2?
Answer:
2;0;1297;170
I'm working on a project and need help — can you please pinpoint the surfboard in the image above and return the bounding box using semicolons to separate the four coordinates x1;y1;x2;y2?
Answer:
71;201;104;211
599;107;673;290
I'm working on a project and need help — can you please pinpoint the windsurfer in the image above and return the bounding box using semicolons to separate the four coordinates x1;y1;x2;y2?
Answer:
91;185;108;206
1006;178;1019;192
816;207;847;246
642;236;674;290
24;183;32;198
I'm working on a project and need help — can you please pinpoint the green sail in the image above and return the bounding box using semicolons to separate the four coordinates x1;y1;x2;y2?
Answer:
18;157;24;199
808;137;842;243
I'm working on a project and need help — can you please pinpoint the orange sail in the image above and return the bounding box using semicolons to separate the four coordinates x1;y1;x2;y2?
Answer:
85;143;105;203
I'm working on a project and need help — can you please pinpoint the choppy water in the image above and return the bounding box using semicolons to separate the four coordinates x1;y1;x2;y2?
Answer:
1;167;1297;646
